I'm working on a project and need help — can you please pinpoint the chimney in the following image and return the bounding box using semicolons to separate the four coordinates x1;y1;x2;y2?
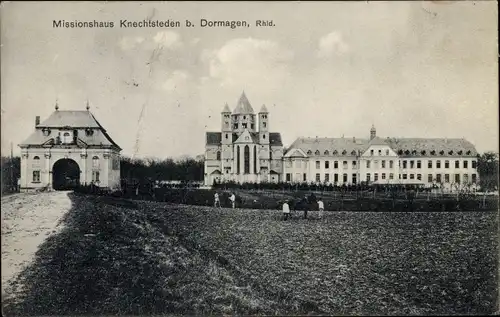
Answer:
35;116;40;126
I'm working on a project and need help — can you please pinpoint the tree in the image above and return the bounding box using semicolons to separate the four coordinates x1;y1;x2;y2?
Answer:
477;152;499;192
1;156;21;193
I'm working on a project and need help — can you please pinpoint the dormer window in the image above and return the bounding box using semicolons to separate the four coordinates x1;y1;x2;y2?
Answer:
342;150;347;155
351;150;356;156
449;150;454;155
398;150;403;155
385;149;389;155
315;150;320;155
466;150;471;155
412;150;417;155
439;150;445;155
333;150;338;155
42;129;51;136
324;150;329;155
421;150;426;155
85;129;94;136
457;150;463;155
431;150;436;155
307;150;312;155
405;150;410;155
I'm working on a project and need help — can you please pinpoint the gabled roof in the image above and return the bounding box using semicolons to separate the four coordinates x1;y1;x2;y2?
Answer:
368;136;388;146
19;110;121;150
286;137;368;157
234;130;257;144
37;110;101;128
232;91;254;114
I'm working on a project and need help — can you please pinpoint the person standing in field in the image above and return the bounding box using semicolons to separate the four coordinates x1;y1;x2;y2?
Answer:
230;192;236;209
282;200;290;220
317;198;324;219
214;192;221;207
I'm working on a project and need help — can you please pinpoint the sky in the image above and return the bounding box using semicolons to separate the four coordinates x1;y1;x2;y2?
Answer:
1;1;498;159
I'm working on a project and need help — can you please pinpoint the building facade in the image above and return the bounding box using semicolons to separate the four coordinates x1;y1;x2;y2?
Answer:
283;125;479;189
204;92;284;185
18;103;122;191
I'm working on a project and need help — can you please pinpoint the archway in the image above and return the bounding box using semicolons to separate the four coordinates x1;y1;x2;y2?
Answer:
52;159;81;190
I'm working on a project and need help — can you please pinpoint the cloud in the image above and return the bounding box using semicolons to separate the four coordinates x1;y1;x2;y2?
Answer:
153;31;182;49
203;38;294;89
162;70;189;92
118;31;182;52
317;31;350;58
118;36;145;51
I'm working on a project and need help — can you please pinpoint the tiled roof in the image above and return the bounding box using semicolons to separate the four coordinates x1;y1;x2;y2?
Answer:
270;133;283;146
20;110;121;150
385;138;478;157
286;137;478;157
287;137;369;157
232;92;254;114
37;110;101;128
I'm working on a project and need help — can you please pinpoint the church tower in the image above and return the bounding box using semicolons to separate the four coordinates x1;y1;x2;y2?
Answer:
221;103;232;176
370;124;376;140
259;104;269;145
232;91;256;135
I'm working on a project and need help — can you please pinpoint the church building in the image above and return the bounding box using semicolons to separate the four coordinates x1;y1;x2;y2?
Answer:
18;102;122;191
204;92;284;185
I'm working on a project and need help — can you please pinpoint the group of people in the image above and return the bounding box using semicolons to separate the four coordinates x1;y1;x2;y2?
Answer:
281;196;324;221
214;192;236;209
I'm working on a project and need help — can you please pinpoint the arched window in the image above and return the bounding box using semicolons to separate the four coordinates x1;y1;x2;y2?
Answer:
92;156;99;168
33;156;40;160
63;132;71;143
253;146;257;173
236;146;240;174
216;151;221;160
244;145;250;174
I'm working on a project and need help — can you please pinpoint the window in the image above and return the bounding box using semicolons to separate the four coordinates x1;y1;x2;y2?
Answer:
334;161;339;169
251;124;254;130
402;174;407;180
286;173;291;182
417;174;422;181
253;146;257;173
315;150;320;155
455;160;460;168
410;174;414;180
417;160;421;169
445;174;450;183
43;128;52;136
303;173;307;182
366;173;371;182
233;123;238;129
334;173;339;183
381;160;386;168
472;160;477;168
436;160;441;169
325;161;330;169
242;123;247;129
325;174;329;182
244;145;250;174
316;173;321;182
374;173;379;181
352;161;357;169
352;174;357;184
444;160;449;168
370;150;374;156
307;150;312;155
410;160;414;169
263;134;266;139
463;174;469;184
436;174;442;183
342;150;347;155
343;173;348;183
216;151;221;160
324;150;329;155
386;149;389;155
403;160;407;169
382;173;386;180
92;171;100;183
225;134;228;139
237;146;240;174
316;161;320;169
263;122;267;128
472;174;477;183
454;174;460;183
428;160;433;168
366;160;371;168
343;161;348;169
428;174;433;183
32;171;40;183
389;173;394;180
92;156;99;169
389;160;394;169
463;161;468;169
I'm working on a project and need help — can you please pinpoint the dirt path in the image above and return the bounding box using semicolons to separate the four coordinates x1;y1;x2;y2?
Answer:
1;191;72;298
